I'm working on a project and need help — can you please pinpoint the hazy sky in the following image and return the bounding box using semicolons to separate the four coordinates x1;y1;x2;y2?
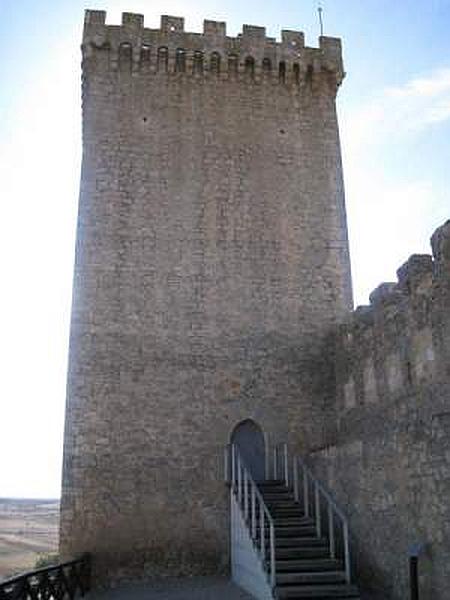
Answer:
0;0;449;498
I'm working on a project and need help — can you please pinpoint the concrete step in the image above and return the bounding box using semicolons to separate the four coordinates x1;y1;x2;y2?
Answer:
276;571;347;585
264;498;298;506
271;510;306;519
275;583;360;598
258;525;317;537
258;480;286;488
265;501;301;510
276;558;343;573
262;488;293;494
270;504;303;510
271;537;329;548
275;546;330;559
271;517;315;526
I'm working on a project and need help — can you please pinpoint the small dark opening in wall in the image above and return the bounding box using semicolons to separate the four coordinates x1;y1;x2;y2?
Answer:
262;57;271;73
228;54;238;76
157;46;169;72
280;129;285;134
245;56;255;78
406;361;413;385
279;61;286;83
140;44;151;63
175;48;186;73
143;117;147;123
210;52;221;74
193;51;204;74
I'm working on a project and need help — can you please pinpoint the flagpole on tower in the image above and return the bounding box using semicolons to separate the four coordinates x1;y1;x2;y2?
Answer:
318;2;324;36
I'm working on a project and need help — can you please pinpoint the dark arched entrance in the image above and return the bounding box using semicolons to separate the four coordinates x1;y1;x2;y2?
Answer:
231;419;266;482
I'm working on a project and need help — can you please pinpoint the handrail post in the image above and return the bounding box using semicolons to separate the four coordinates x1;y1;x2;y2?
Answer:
302;467;309;517
237;455;242;506
260;505;265;561
269;521;276;589
315;482;321;538
343;521;351;583
328;502;335;558
273;446;278;480
224;445;229;482
303;470;309;517
293;457;299;502
231;444;236;488
251;485;256;538
283;443;289;487
244;470;249;520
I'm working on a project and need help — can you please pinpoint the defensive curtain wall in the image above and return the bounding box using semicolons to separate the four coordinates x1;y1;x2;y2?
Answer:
60;11;352;583
309;220;450;600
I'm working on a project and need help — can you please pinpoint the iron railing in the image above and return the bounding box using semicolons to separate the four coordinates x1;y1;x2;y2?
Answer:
273;443;351;583
0;554;91;600
225;442;352;585
228;444;276;589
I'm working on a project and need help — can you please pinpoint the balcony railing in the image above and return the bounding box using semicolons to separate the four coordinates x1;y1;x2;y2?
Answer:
0;554;91;600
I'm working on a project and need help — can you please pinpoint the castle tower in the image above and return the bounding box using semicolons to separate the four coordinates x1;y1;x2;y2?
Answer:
60;11;353;580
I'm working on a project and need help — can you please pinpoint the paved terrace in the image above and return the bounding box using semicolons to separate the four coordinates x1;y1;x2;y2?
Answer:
88;577;377;599
88;577;254;599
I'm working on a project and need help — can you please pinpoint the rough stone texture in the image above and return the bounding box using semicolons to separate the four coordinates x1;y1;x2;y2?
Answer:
60;11;352;583
309;221;450;600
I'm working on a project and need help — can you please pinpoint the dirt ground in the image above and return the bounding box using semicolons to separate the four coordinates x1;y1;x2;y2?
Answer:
0;498;59;581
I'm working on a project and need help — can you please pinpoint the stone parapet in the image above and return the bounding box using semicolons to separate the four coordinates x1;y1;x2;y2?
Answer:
82;10;344;87
311;220;450;600
338;221;449;410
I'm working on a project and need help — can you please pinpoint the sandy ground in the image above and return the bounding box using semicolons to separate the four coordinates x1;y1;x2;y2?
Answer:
0;498;59;581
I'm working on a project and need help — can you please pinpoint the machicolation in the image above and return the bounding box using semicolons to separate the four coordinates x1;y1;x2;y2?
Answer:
83;11;344;88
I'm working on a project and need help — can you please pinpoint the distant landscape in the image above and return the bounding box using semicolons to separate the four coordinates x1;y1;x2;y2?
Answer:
0;498;59;581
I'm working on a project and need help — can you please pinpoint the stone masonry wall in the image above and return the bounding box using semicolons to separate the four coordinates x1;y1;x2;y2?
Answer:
309;220;450;600
60;11;352;583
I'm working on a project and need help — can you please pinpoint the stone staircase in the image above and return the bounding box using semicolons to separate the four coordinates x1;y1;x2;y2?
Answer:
259;480;360;599
229;444;361;600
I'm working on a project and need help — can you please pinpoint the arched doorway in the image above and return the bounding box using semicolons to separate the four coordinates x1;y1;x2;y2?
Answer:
231;419;266;482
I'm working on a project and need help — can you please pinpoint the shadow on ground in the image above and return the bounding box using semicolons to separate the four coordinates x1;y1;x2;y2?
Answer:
87;577;254;599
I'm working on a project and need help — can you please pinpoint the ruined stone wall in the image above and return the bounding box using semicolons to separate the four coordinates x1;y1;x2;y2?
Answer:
60;11;352;582
309;221;450;600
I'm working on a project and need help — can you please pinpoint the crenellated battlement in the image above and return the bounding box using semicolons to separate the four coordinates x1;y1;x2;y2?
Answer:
311;220;450;600
338;220;450;410
82;10;344;87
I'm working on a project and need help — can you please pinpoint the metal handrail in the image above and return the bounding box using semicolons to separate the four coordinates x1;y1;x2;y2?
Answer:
0;554;91;600
228;444;276;589
224;442;352;586
274;443;351;584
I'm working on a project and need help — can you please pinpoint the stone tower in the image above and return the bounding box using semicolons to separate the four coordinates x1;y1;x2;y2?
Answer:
60;10;352;581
